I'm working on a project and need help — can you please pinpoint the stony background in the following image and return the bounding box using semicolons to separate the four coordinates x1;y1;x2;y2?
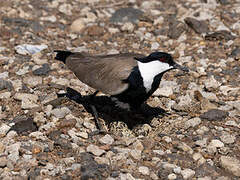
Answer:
0;0;240;179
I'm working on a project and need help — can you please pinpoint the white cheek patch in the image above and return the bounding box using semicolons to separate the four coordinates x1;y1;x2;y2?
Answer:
138;61;173;92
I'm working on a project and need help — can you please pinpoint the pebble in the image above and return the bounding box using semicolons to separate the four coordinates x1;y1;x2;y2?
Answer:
0;123;11;136
168;173;177;180
0;157;7;168
70;18;86;32
184;117;201;129
209;139;224;148
130;149;142;160
32;64;51;76
110;7;143;23
0;79;13;91
58;3;73;16
184;17;209;34
51;107;71;118
181;169;195;179
121;22;134;32
220;156;240;177
15;44;48;55
23;76;42;87
220;132;236;144
99;134;114;145
87;144;105;156
200;109;228;121
151;42;160;50
138;166;150;175
6;142;21;163
0;92;11;99
204;76;221;91
0;72;9;79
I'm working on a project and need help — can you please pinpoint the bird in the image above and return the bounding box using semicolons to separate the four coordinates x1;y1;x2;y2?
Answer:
54;50;188;110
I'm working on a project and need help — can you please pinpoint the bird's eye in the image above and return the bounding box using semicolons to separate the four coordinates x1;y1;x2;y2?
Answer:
159;58;166;62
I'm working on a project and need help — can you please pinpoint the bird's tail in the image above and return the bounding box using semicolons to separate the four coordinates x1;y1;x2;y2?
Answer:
54;50;73;64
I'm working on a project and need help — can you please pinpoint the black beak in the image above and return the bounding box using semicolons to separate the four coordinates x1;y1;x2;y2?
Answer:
173;63;189;72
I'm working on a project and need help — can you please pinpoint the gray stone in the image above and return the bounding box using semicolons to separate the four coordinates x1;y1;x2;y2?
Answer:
130;149;142;160
184;17;209;34
200;109;228;121
33;63;51;76
110;8;143;23
220;156;240;177
0;92;11;99
0;72;8;79
6;142;21;163
209;139;224;148
23;76;42;87
0;79;13;91
204;76;221;91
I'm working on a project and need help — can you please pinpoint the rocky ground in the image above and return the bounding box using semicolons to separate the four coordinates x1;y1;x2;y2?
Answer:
0;0;240;179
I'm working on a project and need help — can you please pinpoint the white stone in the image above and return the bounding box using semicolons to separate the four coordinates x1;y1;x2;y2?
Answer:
70;18;86;32
220;132;236;144
220;156;240;177
209;139;224;148
59;3;73;16
184;117;201;129
168;173;177;180
15;44;48;55
121;22;134;32
204;76;221;91
130;149;142;160
87;144;105;156
138;166;150;175
23;76;42;87
99;134;114;145
0;72;8;79
151;42;160;50
51;107;71;119
181;169;195;179
0;92;11;99
0;123;11;136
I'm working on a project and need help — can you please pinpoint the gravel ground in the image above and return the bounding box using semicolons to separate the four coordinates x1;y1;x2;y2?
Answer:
0;0;240;179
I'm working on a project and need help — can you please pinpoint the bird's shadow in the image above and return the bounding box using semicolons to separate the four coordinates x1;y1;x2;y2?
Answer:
58;87;167;130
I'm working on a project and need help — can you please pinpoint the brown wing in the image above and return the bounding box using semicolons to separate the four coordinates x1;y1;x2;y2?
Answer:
65;53;144;95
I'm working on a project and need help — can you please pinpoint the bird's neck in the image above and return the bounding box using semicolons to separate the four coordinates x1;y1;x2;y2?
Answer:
137;61;171;92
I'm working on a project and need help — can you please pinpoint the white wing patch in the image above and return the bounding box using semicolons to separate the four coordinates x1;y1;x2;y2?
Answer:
138;61;173;92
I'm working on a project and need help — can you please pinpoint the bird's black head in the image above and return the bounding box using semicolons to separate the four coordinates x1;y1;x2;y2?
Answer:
135;52;174;64
135;52;189;72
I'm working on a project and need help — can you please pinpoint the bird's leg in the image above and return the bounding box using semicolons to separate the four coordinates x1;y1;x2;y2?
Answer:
89;91;106;135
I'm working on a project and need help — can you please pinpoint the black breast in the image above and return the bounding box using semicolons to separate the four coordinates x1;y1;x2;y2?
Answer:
113;66;149;109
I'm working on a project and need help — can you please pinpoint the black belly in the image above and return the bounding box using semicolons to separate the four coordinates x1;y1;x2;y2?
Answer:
113;68;163;110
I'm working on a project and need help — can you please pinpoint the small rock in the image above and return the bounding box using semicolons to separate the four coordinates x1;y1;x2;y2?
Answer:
230;47;240;60
121;22;134;32
204;76;221;91
130;149;142;160
168;21;186;39
138;166;150;175
15;44;48;55
9;117;37;135
133;140;144;151
110;8;144;23
220;132;236;144
0;92;11;99
70;18;86;32
51;107;71;118
200;109;228;121
6;142;21;163
184;17;209;34
99;134;114;145
86;25;104;36
163;136;172;143
220;156;240;177
0;156;7;168
205;30;235;41
32;63;51;76
23;76;42;87
87;144;105;156
184;117;201;129
209;139;224;148
168;173;177;180
151;42;160;50
0;79;13;91
181;169;195;179
0;123;11;137
0;72;9;78
58;3;73;16
33;112;47;126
